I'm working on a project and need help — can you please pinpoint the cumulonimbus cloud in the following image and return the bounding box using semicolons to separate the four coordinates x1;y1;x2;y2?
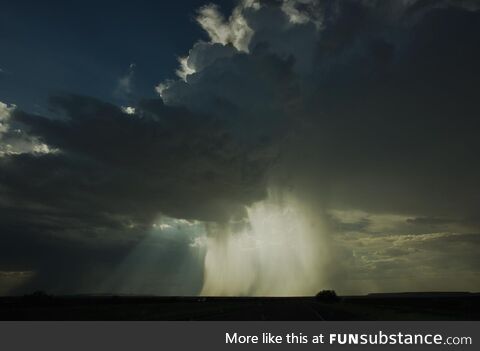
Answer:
1;0;480;294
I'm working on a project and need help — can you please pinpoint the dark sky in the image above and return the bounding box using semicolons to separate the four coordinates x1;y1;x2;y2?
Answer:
1;0;480;296
0;0;234;111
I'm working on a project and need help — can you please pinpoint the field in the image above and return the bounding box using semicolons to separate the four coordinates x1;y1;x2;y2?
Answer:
1;293;479;320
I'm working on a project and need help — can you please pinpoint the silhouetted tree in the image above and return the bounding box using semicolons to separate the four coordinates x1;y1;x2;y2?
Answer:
23;290;53;303
315;290;340;303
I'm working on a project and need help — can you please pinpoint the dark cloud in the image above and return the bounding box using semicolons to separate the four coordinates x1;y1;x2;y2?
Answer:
285;4;480;221
9;95;273;222
1;95;274;293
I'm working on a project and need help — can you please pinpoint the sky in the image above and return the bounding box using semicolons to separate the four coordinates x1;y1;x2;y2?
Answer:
1;0;480;296
0;0;235;112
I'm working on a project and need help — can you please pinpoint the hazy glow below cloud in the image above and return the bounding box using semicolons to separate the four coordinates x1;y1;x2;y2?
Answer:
201;191;330;296
0;271;35;296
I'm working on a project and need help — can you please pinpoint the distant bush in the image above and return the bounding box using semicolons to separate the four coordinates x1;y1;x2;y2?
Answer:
315;290;340;303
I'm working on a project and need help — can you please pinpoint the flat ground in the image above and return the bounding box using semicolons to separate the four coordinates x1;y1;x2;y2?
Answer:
1;293;479;320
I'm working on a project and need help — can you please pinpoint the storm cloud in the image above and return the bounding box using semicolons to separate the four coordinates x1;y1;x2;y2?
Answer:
1;0;480;295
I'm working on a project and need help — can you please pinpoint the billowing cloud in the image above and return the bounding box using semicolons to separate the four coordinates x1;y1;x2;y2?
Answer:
196;3;254;52
158;0;480;220
0;101;55;157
